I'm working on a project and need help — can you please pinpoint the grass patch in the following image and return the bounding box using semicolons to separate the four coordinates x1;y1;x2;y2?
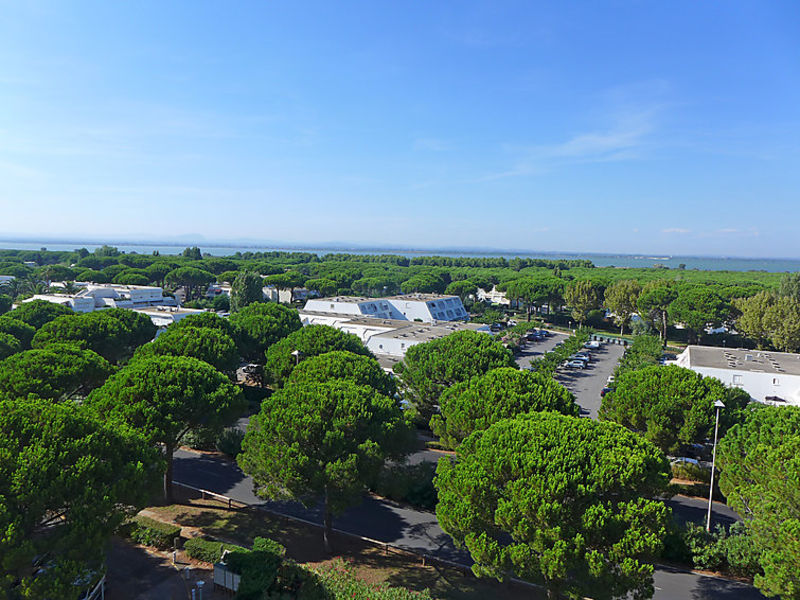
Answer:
148;496;545;600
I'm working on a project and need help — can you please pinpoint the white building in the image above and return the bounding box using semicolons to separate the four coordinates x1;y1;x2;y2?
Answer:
21;284;200;326
299;310;490;363
0;275;14;285
302;293;468;324
477;286;512;306
672;345;800;406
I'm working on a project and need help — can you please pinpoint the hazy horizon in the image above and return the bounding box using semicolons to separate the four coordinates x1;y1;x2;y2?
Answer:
2;2;799;256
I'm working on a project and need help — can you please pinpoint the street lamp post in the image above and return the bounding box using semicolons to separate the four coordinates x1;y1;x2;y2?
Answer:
706;399;725;532
291;349;303;366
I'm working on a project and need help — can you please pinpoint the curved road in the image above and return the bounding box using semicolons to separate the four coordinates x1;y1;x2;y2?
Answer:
173;449;764;600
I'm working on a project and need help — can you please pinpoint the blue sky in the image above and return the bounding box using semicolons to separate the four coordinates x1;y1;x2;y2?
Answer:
1;1;799;257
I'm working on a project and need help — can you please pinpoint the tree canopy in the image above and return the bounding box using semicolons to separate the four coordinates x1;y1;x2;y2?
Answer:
564;280;601;326
435;413;671;599
230;271;264;312
133;325;239;374
171;310;237;338
637;282;677;345
718;406;800;599
0;294;10;315
287;350;397;398
165;266;215;300
5;300;73;329
0;346;113;400
599;365;751;454
0;331;21;361
87;355;245;501
604;280;641;335
0;397;161;599
229;302;302;361
393;330;516;421
668;286;730;344
31;308;156;363
265;324;370;386
238;380;413;552
430;367;578;449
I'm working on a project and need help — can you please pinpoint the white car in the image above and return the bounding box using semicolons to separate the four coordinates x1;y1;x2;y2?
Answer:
566;360;587;369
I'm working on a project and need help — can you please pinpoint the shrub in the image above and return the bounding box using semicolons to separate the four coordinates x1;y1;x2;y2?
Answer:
226;537;285;600
371;462;437;511
184;537;247;563
181;426;218;450
314;558;432;599
216;427;245;457
129;516;181;549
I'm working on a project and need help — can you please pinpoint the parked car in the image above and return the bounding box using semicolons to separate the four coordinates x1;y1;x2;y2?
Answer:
600;387;613;397
572;352;592;362
565;360;587;369
606;375;615;385
584;340;602;349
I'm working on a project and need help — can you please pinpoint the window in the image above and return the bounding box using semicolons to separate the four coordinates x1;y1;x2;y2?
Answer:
773;378;780;386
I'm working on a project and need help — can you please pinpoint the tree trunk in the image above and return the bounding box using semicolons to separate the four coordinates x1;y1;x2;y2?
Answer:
323;487;333;554
661;310;668;347
546;582;560;599
620;321;625;335
526;305;532;322
163;444;174;504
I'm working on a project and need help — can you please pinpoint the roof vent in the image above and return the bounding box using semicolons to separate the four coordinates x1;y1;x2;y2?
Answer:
745;354;754;361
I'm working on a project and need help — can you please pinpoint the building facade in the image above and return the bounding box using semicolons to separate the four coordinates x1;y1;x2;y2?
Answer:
672;345;800;406
302;293;468;324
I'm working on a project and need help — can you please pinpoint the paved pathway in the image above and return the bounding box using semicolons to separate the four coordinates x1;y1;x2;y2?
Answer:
173;450;765;600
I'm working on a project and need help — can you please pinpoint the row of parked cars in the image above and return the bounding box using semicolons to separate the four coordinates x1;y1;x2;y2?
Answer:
561;340;604;370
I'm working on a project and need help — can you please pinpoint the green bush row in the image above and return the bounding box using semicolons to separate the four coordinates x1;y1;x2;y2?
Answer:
529;328;592;377
128;515;181;550
184;537;248;563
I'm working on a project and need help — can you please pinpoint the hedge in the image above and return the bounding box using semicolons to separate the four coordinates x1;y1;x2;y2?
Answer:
184;537;248;563
129;515;181;549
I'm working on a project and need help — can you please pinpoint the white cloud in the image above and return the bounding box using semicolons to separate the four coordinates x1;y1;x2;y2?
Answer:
662;228;691;234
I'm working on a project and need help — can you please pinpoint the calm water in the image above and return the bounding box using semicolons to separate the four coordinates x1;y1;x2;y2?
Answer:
1;240;799;272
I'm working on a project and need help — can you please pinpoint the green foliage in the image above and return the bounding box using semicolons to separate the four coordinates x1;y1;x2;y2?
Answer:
663;522;762;579
393;330;516;421
265;324;371;387
778;272;800;301
435;412;671;599
230;271;264;312
75;268;110;283
604;279;641;334
600;365;750;454
229;302;302;361
129;516;181;550
314;558;432;599
736;291;800;352
0;316;36;349
564;279;601;325
5;299;73;329
0;397;161;598
238;380;413;550
371;461;438;511
615;334;662;377
88;355;245;500
134;325;239;373
637;282;677;344
0;294;11;315
165;266;215;300
430;367;578;449
669;286;730;343
527;328;591;377
0;346;113;400
183;537;248;563
172;310;237;337
305;277;338;297
0;331;21;360
32;308;156;363
287;350;397;397
216;427;246;457
718;405;800;597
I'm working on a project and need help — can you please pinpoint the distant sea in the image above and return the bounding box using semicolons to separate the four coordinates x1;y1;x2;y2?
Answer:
1;240;799;273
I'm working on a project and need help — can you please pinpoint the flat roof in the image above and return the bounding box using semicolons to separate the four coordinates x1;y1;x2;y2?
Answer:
373;321;485;342
298;310;408;327
685;345;800;376
308;296;380;304
383;293;459;302
134;306;205;316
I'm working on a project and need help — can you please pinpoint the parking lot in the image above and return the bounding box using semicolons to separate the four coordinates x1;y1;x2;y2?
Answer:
515;330;625;419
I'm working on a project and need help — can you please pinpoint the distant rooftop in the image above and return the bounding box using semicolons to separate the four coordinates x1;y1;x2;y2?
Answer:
310;296;380;304
384;293;458;302
684;346;800;376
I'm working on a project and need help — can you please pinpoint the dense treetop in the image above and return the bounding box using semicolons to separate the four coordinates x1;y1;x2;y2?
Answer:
287;350;397;398
430;367;579;449
435;412;671;599
265;324;372;386
393;330;516;420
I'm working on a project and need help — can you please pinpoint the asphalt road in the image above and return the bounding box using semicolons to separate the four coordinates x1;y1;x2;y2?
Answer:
173;449;765;600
